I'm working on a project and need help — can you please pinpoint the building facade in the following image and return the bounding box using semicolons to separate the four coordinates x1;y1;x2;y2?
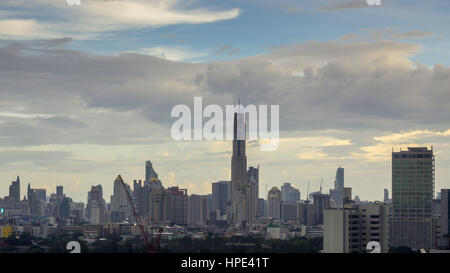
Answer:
391;147;434;250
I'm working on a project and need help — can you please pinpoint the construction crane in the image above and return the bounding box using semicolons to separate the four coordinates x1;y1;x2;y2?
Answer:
116;175;156;253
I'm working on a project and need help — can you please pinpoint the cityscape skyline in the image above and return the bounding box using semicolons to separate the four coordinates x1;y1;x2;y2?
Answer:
2;1;450;204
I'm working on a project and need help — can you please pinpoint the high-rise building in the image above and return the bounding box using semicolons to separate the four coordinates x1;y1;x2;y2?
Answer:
145;160;163;187
59;197;72;219
324;202;391;253
149;186;188;226
312;192;331;225
188;194;209;227
297;202;315;226
56;186;64;200
281;202;298;221
133;180;146;217
228;111;257;228
268;187;282;219
86;185;106;224
167;187;188;226
247;166;259;220
35;189;46;202
335;167;344;191
257;198;267;218
8;176;20;203
212;181;229;216
27;183;37;215
110;176;132;222
330;167;344;207
281;182;300;202
391;147;434;250
441;189;450;238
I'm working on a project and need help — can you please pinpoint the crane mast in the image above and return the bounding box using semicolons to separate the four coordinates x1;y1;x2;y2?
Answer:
116;175;155;253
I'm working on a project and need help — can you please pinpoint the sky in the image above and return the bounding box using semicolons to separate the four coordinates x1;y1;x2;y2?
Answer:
1;0;450;203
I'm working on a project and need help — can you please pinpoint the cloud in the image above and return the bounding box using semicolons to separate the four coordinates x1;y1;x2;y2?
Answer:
2;35;450;200
0;0;240;39
138;46;208;61
216;45;240;56
320;0;372;10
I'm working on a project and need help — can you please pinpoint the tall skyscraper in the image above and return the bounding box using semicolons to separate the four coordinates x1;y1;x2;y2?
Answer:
391;147;434;249
8;176;20;203
268;187;282;219
330;167;344;207
335;167;344;191
228;111;257;228
212;181;229;216
110;176;132;222
145;160;162;185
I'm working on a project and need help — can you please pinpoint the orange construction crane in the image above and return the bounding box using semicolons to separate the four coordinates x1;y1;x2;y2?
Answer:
116;175;156;253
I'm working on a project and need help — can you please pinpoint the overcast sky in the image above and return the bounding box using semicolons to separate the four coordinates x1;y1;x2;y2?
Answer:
1;0;450;203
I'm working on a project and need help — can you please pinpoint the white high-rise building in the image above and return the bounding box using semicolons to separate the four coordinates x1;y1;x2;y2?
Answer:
324;202;391;253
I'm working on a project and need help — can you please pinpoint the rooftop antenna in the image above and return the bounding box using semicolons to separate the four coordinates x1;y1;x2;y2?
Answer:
320;178;323;193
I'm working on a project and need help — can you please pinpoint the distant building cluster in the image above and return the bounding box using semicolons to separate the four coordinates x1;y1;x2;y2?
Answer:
1;120;449;253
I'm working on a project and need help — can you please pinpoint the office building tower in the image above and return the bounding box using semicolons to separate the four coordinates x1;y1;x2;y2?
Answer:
391;147;434;249
188;194;209;227
56;186;64;200
343;187;352;206
167;187;188;226
149;188;169;223
35;189;46;202
228;111;257;228
110;176;132;222
441;189;450;239
297;202;315;226
384;189;389;203
71;202;85;223
257;198;267;218
133;180;146;217
247;166;259;221
268;187;282;219
330;167;344;207
212;181;229;216
335;167;344;191
281;182;300;202
145;160;163;188
86;185;106;224
59;197;71;219
324;202;391;253
8;176;20;203
27;183;38;215
312;192;331;225
281;202;298;221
